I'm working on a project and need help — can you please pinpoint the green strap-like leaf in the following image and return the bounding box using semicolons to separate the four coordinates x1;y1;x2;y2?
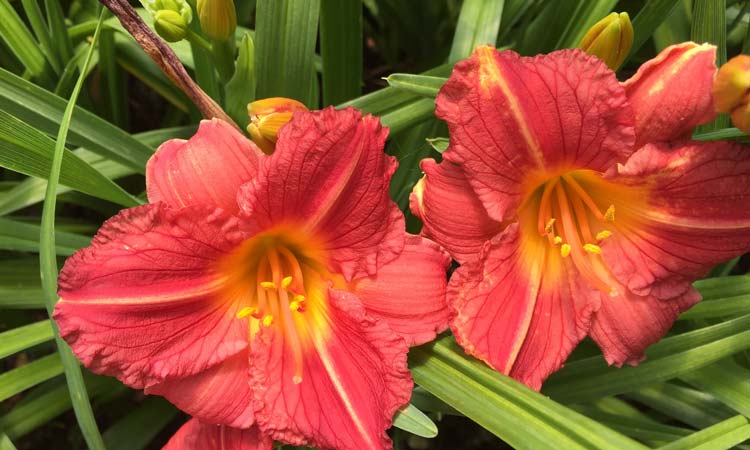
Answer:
410;336;648;450
0;217;90;255
38;11;108;450
0;110;140;208
102;398;179;450
656;415;750;450
255;0;320;107
392;403;438;439
449;0;504;62
385;74;446;98
0;67;153;173
627;383;734;430
0;375;120;440
630;0;682;56
320;0;362;105
0;354;64;403
680;360;750;417
0;321;54;360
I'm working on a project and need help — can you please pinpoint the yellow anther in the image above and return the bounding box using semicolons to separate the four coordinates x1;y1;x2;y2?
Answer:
560;244;571;258
604;205;615;222
583;243;602;255
294;294;306;303
545;218;556;234
553;236;563;245
236;306;254;319
281;276;293;289
260;281;277;289
595;230;612;241
262;314;274;326
289;300;302;311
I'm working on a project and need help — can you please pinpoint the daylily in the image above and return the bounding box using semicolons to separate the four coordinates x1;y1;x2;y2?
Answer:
164;419;271;450
54;107;451;450
411;43;750;389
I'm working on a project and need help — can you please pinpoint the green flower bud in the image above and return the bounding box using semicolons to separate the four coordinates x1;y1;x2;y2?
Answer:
140;0;192;26
197;0;237;41
154;9;189;42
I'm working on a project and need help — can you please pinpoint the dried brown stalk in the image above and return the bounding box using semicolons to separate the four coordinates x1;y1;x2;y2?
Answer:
99;0;240;130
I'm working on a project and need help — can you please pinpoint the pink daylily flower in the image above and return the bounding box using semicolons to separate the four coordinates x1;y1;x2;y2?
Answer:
54;107;451;450
411;43;750;389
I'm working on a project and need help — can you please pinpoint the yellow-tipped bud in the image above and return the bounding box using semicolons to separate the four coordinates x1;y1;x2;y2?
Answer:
579;12;633;71
247;97;308;154
197;0;237;41
714;55;750;113
154;10;189;42
714;55;750;133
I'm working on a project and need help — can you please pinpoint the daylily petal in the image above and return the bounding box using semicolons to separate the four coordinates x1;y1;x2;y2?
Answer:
590;287;701;366
602;141;750;298
350;234;451;346
410;158;501;263
147;119;263;213
436;46;634;222
239;107;404;281
54;203;250;388
449;224;598;390
622;42;717;147
147;352;254;428
163;419;272;450
250;288;411;450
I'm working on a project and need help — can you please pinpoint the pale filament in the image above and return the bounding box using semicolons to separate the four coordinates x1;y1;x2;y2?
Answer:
237;245;309;384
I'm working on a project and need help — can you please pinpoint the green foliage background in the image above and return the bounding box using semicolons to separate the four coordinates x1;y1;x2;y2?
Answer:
0;0;749;449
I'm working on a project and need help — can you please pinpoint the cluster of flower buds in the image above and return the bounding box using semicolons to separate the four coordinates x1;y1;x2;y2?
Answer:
247;97;308;153
140;0;193;42
714;55;750;133
578;12;633;71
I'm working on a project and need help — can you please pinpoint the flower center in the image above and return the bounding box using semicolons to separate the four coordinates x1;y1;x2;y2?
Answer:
219;226;330;384
521;170;621;295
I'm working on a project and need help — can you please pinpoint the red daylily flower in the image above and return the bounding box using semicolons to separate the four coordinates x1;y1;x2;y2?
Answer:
163;420;272;450
53;107;451;450
411;43;750;389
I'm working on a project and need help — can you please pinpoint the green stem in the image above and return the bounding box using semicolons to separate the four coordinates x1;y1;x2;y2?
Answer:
185;27;212;52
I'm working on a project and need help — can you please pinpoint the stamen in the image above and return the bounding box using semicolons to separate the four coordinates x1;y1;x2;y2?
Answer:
604;204;615;222
562;174;605;221
281;276;293;289
260;281;277;289
537;178;559;235
595;230;612;241
289;300;302;311
553;236;563;245
583;243;602;254
237;306;254;319
278;287;305;384
262;314;274;326
560;243;571;257
544;218;556;234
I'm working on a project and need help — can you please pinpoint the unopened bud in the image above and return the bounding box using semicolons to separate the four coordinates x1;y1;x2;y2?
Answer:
141;0;192;42
197;0;237;41
579;12;633;71
247;97;308;153
714;55;750;112
154;10;189;42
